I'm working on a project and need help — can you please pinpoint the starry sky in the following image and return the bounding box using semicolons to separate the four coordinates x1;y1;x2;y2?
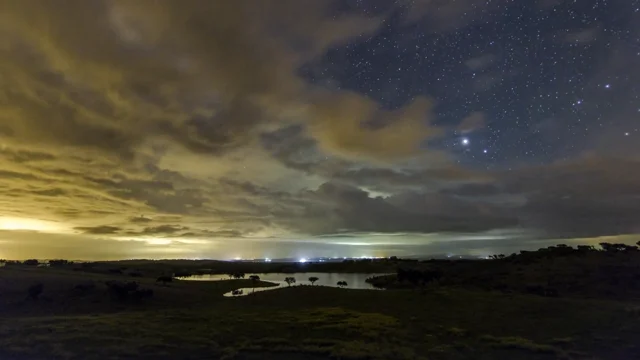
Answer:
0;0;638;260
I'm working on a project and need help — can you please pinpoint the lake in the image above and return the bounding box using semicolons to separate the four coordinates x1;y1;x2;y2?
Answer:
181;272;387;297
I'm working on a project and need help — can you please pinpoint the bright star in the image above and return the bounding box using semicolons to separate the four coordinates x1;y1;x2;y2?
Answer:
461;138;469;146
605;84;611;89
483;149;488;153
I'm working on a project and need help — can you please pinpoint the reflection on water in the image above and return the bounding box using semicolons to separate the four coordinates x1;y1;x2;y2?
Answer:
181;272;387;297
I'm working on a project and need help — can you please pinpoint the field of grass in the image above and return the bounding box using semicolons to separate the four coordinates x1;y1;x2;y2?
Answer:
368;248;640;301
1;265;639;359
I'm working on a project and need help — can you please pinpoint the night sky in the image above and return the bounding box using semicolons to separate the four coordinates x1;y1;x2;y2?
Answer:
0;0;638;260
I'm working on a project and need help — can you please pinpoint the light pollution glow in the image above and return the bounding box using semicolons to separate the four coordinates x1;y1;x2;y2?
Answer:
0;1;638;261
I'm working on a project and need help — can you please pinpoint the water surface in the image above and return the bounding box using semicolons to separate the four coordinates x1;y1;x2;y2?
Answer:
181;272;387;297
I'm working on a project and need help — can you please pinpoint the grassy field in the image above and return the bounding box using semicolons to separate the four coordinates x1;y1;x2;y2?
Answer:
1;265;639;359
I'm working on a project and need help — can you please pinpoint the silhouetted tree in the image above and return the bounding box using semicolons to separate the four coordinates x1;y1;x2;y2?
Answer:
156;275;173;285
337;281;347;288
106;281;147;301
308;276;319;285
28;283;43;300
23;259;39;266
48;259;69;267
232;272;246;279
284;277;296;287
600;242;638;252
577;245;595;252
173;270;193;278
397;268;442;287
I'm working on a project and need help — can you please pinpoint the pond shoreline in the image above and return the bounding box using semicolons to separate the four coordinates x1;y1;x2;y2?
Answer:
178;272;389;297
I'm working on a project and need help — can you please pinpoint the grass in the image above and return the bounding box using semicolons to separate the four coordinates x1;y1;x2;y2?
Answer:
1;265;640;359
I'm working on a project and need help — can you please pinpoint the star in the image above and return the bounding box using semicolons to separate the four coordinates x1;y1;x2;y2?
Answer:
604;84;611;89
461;138;470;146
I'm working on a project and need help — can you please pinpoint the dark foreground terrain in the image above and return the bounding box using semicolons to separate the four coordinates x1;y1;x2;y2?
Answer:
1;245;640;360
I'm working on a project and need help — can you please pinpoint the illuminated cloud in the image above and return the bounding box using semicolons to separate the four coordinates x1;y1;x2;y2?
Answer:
0;1;637;259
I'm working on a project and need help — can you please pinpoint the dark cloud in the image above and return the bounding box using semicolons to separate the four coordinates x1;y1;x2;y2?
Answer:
0;148;56;163
502;158;640;237
272;182;518;236
129;216;153;224
74;225;122;235
178;229;244;239
31;189;67;197
137;225;187;235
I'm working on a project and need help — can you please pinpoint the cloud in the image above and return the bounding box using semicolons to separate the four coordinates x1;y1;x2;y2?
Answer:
129;216;153;224
402;0;509;32
0;148;56;163
563;28;599;44
74;225;122;235
502;157;640;238
457;112;486;134
465;54;497;71
0;1;637;260
310;95;441;161
271;182;518;236
137;225;187;235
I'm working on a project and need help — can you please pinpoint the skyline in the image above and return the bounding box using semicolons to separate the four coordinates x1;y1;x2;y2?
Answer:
0;0;638;260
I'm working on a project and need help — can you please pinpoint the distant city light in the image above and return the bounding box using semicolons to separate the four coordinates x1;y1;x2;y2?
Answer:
298;258;307;263
264;258;271;262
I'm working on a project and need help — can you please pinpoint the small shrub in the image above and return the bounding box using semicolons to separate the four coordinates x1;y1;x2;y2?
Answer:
480;335;558;354
445;327;468;337
28;283;44;299
74;281;96;292
131;288;154;301
173;270;193;277
48;259;69;267
156;275;173;285
105;281;142;301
